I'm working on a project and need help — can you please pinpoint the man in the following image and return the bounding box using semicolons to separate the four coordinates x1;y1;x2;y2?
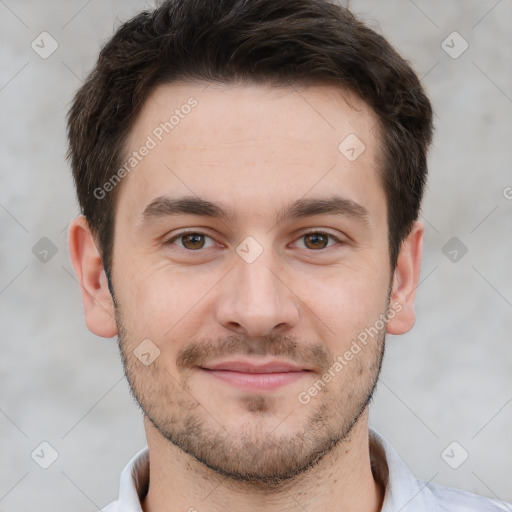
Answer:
66;0;510;510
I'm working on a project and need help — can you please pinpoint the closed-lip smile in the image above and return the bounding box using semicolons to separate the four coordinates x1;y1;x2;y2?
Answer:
198;359;311;391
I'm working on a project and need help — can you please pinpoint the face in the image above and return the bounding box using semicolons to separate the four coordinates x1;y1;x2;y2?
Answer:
109;82;394;482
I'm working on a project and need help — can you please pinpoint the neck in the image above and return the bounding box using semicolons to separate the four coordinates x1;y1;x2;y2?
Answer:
141;412;384;512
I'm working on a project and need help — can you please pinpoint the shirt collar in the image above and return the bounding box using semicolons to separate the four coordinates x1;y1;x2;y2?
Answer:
111;429;435;511
116;445;149;511
368;429;437;511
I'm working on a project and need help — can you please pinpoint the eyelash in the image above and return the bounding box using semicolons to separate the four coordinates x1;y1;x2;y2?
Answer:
165;230;344;252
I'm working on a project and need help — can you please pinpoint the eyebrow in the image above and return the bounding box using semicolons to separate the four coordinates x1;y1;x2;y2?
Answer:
139;194;370;228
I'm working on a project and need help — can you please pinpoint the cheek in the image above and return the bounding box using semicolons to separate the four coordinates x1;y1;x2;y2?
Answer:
299;264;389;349
117;262;221;340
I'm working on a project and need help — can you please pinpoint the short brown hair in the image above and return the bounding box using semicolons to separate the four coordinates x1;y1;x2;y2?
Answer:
67;0;433;277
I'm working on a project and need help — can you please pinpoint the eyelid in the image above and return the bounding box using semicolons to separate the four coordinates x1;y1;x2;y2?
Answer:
292;227;344;240
165;228;346;251
290;229;345;249
165;229;220;249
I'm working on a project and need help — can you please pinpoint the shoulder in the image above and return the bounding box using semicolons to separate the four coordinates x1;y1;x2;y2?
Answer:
424;480;510;511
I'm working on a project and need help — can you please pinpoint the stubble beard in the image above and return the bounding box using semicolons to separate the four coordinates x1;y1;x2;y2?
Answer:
116;310;386;487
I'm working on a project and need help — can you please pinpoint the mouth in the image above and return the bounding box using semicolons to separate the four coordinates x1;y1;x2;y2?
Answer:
197;359;312;391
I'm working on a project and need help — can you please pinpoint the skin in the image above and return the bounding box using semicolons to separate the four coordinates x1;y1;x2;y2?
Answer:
69;81;423;512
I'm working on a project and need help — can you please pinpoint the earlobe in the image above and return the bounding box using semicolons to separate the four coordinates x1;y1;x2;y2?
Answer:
68;215;118;338
386;221;424;335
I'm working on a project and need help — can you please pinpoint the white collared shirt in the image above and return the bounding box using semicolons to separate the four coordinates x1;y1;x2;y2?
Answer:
101;429;510;511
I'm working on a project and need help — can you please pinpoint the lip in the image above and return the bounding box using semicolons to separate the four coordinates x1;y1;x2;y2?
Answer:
198;359;311;391
203;360;307;373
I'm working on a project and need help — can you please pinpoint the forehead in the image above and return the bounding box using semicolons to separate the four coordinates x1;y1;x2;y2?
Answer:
131;81;379;150
118;81;385;227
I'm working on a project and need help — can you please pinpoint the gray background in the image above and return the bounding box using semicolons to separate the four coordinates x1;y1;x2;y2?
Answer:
1;0;511;510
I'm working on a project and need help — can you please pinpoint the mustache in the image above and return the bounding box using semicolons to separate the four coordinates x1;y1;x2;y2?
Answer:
176;334;333;372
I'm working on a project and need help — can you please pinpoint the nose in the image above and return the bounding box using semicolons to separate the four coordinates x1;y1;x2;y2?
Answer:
215;248;300;338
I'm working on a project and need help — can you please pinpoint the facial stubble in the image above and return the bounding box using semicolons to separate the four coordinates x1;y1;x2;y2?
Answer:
116;309;386;487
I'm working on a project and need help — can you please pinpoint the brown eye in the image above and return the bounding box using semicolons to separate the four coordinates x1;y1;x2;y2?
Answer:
296;231;340;250
167;232;216;251
181;233;205;250
304;232;329;249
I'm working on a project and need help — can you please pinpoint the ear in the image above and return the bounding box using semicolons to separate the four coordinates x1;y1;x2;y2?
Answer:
68;215;117;338
386;220;424;335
